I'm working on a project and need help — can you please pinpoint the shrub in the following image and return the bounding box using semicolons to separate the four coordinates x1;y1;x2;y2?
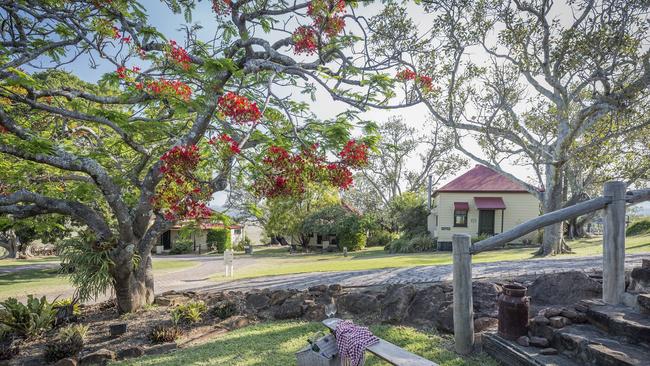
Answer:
170;240;193;254
207;229;231;253
211;301;238;319
471;233;490;244
339;231;367;251
170;300;207;324
0;296;55;338
367;230;397;247
385;234;435;253
44;324;88;362
52;298;81;316
149;325;183;343
626;219;650;236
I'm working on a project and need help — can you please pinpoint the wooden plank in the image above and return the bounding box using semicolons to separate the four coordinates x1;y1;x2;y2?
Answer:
452;234;474;355
471;196;612;253
322;318;438;366
603;181;626;305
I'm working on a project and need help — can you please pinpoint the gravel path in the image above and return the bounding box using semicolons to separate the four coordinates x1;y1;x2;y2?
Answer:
5;252;648;302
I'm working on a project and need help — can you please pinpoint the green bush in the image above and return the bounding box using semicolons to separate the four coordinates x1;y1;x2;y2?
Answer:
385;234;435;253
207;229;231;253
301;205;368;251
626;219;650;236
366;230;397;247
0;296;55;338
170;240;193;254
471;233;490;244
171;300;208;324
338;231;367;251
44;324;88;362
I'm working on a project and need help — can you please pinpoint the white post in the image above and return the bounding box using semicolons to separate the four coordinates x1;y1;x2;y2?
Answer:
603;181;626;305
452;233;474;354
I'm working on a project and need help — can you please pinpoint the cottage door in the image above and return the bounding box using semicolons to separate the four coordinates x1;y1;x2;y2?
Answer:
161;230;171;250
478;210;495;236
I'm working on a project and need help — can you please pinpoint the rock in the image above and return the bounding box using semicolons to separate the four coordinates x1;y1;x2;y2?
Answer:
539;348;558;355
269;290;293;306
308;285;328;293
560;309;578;320
274;298;304;319
531;316;550;326
638;293;650;314
474;317;498;332
54;359;78;366
539;307;563;318
381;285;416;323
643;259;650;269
517;336;530;347
303;303;327;321
529;324;555;340
79;349;116;366
144;342;177;356
528;271;601;305
154;295;188;307
117;346;144;360
573;313;588;323
328;284;343;295
220;315;251;330
337;292;380;315
529;336;550;347
407;285;448;325
574;303;589;313
109;322;127;337
472;282;501;317
246;293;270;310
549;316;571;329
436;303;454;333
629;267;650;293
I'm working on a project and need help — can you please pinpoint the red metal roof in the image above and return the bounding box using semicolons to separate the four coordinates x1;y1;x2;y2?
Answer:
454;202;470;210
474;197;506;210
436;165;531;193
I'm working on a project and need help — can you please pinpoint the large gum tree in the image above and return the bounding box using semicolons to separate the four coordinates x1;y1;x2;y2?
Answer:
0;0;397;312
370;0;650;255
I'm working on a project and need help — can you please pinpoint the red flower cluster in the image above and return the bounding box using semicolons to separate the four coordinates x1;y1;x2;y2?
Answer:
146;79;192;101
254;140;367;198
211;0;232;15
154;145;212;221
293;26;318;55
292;0;347;55
0;124;8;134
217;92;262;124
208;133;241;155
167;40;191;70
395;69;435;93
339;139;368;167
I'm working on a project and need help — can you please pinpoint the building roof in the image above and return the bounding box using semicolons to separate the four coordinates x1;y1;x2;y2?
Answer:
171;222;243;230
435;165;532;194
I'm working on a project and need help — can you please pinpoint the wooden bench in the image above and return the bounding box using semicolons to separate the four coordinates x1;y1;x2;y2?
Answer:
322;318;438;366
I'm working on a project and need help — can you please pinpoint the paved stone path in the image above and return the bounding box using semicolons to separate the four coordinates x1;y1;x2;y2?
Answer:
5;253;648;302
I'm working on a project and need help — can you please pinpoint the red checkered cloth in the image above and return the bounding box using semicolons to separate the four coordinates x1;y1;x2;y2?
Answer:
335;320;379;366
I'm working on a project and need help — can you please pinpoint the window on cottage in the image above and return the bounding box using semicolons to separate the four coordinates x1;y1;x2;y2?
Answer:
454;210;468;227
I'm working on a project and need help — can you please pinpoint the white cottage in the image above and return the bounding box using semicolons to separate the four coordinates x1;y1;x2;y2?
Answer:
428;165;541;250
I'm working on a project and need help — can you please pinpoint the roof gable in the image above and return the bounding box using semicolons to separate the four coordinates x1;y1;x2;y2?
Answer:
436;165;531;193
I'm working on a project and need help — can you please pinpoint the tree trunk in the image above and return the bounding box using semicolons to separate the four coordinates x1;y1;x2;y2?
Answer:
0;230;18;259
540;164;565;256
113;252;155;314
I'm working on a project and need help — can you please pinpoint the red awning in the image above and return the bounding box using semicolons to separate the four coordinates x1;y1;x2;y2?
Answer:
454;202;469;211
474;197;506;210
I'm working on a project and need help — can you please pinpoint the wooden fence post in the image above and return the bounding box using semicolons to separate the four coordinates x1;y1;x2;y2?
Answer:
452;233;474;354
603;181;626;305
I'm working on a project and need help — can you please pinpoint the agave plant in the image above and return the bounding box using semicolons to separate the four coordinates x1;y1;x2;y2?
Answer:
0;296;55;337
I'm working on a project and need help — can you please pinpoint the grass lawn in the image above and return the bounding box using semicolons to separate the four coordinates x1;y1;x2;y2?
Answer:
115;321;496;366
0;259;198;300
211;234;650;281
0;256;59;267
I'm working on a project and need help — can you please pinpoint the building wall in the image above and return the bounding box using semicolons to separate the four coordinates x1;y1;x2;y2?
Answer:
432;192;540;243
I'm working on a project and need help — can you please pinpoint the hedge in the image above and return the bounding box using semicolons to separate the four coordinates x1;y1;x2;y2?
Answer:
626;219;650;236
207;228;231;253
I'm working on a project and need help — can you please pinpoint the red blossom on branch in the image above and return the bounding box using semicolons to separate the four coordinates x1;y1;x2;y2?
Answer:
167;40;192;70
339;139;368;167
396;69;436;93
211;0;232;15
146;79;192;101
208;133;241;155
217;92;262;123
292;26;318;55
292;0;347;55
